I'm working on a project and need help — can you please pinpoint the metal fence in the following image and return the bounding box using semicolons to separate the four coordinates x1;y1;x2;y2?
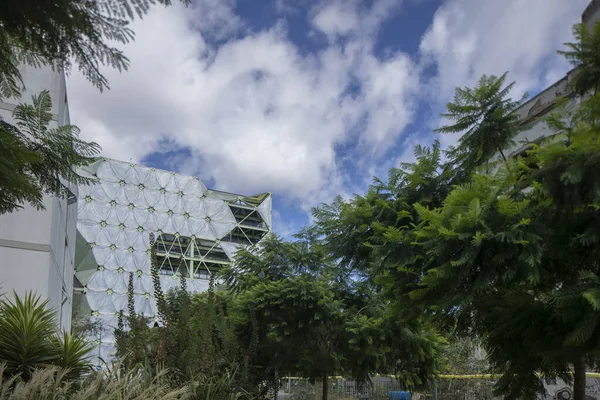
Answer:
277;377;421;400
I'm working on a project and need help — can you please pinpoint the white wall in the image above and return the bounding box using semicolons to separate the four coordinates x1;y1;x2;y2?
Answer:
0;64;76;332
584;0;600;29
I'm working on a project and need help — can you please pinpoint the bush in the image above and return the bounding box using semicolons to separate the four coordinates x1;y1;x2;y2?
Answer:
0;362;191;399
0;292;92;380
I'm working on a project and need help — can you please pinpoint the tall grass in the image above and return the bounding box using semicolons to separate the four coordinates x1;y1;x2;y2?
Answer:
0;363;190;399
0;362;251;400
190;368;251;400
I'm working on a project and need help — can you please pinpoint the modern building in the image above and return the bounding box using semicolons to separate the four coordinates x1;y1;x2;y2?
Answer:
0;65;76;331
72;158;272;358
0;64;272;356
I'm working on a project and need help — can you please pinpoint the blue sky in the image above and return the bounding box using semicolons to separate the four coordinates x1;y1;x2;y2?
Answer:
67;0;588;237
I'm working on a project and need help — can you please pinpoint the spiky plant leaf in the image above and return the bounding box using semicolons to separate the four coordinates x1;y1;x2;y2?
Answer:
0;292;59;379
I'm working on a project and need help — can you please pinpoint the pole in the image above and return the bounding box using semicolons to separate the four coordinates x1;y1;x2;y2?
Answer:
322;373;329;400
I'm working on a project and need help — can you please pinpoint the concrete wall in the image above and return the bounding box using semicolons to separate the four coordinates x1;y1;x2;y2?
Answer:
584;0;600;30
0;64;77;332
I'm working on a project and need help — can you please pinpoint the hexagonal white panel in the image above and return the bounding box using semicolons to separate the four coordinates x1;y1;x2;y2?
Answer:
74;159;271;361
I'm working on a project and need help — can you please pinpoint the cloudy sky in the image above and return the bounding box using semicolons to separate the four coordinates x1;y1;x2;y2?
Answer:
67;0;588;236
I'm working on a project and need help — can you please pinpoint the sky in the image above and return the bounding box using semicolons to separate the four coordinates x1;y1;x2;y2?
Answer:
66;0;589;237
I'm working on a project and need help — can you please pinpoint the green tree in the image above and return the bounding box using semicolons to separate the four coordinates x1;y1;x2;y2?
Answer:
114;273;160;370
0;90;100;214
0;0;190;94
0;292;92;380
308;20;600;400
310;140;453;324
223;234;444;400
559;21;600;95
400;90;600;399
435;73;527;176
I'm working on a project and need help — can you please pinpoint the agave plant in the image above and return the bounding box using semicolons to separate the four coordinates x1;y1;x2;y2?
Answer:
51;333;94;381
0;292;93;380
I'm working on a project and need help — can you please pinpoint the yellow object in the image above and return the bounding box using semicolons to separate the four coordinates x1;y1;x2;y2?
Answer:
282;372;600;381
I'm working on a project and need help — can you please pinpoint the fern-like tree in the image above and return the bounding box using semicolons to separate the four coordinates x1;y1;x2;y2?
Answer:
0;91;100;214
435;73;527;177
309;140;454;325
558;21;600;95
309;20;600;400
402;89;600;399
0;0;190;95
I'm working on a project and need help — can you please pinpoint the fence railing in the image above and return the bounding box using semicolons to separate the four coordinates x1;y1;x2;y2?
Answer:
277;377;420;400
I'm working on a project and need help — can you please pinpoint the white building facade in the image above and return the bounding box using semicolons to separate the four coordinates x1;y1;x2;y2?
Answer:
73;159;272;359
0;65;76;331
0;65;273;348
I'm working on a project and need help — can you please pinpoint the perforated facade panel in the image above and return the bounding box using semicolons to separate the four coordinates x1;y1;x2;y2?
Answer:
73;158;271;359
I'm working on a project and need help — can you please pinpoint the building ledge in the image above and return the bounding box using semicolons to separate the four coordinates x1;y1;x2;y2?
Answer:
583;0;600;25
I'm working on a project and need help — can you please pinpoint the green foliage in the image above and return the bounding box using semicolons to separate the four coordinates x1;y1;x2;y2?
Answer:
558;22;600;95
114;233;243;394
390;91;600;396
222;234;445;397
0;90;100;214
306;23;600;399
0;0;190;94
398;87;600;399
436;72;527;175
0;362;191;399
0;292;93;380
51;333;94;381
113;273;160;370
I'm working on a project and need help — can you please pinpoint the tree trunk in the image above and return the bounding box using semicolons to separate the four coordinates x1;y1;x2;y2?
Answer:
274;368;279;400
574;357;586;400
322;373;329;400
497;146;507;162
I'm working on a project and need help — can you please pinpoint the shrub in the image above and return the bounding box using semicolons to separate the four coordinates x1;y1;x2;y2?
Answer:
0;292;92;380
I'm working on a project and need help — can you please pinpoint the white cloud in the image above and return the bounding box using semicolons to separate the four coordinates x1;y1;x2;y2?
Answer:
66;0;590;227
311;0;402;40
312;1;359;39
188;0;243;40
67;0;417;211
